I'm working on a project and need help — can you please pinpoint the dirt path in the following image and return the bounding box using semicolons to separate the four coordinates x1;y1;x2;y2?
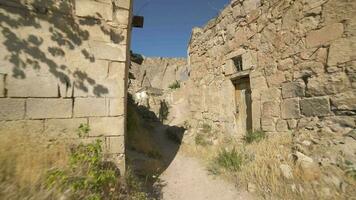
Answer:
153;124;253;200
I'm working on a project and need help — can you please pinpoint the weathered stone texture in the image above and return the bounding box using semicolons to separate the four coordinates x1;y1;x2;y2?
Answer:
74;98;108;117
306;23;344;48
281;98;301;119
327;38;356;67
0;99;25;120
75;0;112;20
27;99;73;119
185;0;354;137
105;136;125;154
262;101;280;117
300;97;331;117
89;117;124;136
109;98;125;116
90;41;126;62
44;118;87;137
0;120;44;134
7;76;58;97
282;81;305;99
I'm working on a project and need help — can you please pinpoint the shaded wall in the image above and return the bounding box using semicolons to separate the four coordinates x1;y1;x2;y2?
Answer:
187;0;356;138
0;0;133;171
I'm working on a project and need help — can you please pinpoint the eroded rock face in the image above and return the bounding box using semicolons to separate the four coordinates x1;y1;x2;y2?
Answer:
128;57;190;126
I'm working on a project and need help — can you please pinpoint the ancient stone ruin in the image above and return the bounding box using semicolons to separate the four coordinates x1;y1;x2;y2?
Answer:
0;0;133;172
185;0;355;138
0;0;355;197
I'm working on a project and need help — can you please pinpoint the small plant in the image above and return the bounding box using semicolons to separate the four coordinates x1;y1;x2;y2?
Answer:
46;139;119;200
244;130;266;144
168;80;180;89
77;123;90;138
214;148;244;172
202;123;212;133
195;133;211;146
159;100;169;122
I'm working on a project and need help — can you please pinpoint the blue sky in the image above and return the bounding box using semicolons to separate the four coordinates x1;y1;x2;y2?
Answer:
131;0;230;57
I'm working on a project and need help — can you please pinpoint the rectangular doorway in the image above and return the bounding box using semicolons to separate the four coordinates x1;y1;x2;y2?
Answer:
234;77;252;136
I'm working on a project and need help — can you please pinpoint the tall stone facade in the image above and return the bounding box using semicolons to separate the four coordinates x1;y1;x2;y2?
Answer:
187;0;355;138
0;0;133;171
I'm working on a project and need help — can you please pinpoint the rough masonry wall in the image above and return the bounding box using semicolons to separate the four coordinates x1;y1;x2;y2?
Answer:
0;0;133;171
188;0;356;138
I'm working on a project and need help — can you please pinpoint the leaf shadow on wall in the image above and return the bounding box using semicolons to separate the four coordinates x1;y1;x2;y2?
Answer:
0;0;125;97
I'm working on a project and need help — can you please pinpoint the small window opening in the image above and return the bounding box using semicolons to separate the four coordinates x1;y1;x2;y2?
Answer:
232;56;243;72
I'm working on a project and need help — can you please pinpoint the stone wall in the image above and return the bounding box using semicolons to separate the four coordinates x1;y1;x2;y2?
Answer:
187;0;356;138
0;0;133;172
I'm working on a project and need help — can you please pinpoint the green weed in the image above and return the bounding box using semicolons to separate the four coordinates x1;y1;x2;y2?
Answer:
214;148;244;172
244;130;266;144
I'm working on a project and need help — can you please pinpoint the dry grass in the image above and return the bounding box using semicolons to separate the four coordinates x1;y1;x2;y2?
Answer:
0;131;69;199
182;132;356;200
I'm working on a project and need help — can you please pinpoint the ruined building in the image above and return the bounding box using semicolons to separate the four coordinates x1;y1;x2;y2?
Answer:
186;0;355;139
0;0;133;171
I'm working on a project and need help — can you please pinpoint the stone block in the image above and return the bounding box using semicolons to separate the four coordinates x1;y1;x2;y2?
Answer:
105;136;125;154
250;76;267;89
331;91;356;111
90;41;126;61
261;117;275;132
278;58;294;71
276;119;289;132
287;119;298;129
44;118;87;138
89;117;124;136
306;23;344;48
27;99;72;119
261;87;281;102
327;38;355;67
114;0;130;9
0;74;5;97
113;8;130;25
281;98;301;119
7;76;58;97
252;100;261;130
0;99;25;120
74;98;108;117
80;21;111;42
267;73;286;87
109;98;125;116
306;73;350;96
262;101;280;117
243;0;261;13
224;60;237;75
300;97;331;117
0;120;44;134
108;62;126;80
111;28;128;44
75;0;112;21
282;81;305;99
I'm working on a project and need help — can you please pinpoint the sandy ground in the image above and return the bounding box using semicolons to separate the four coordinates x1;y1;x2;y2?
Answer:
153;124;253;200
159;153;253;200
